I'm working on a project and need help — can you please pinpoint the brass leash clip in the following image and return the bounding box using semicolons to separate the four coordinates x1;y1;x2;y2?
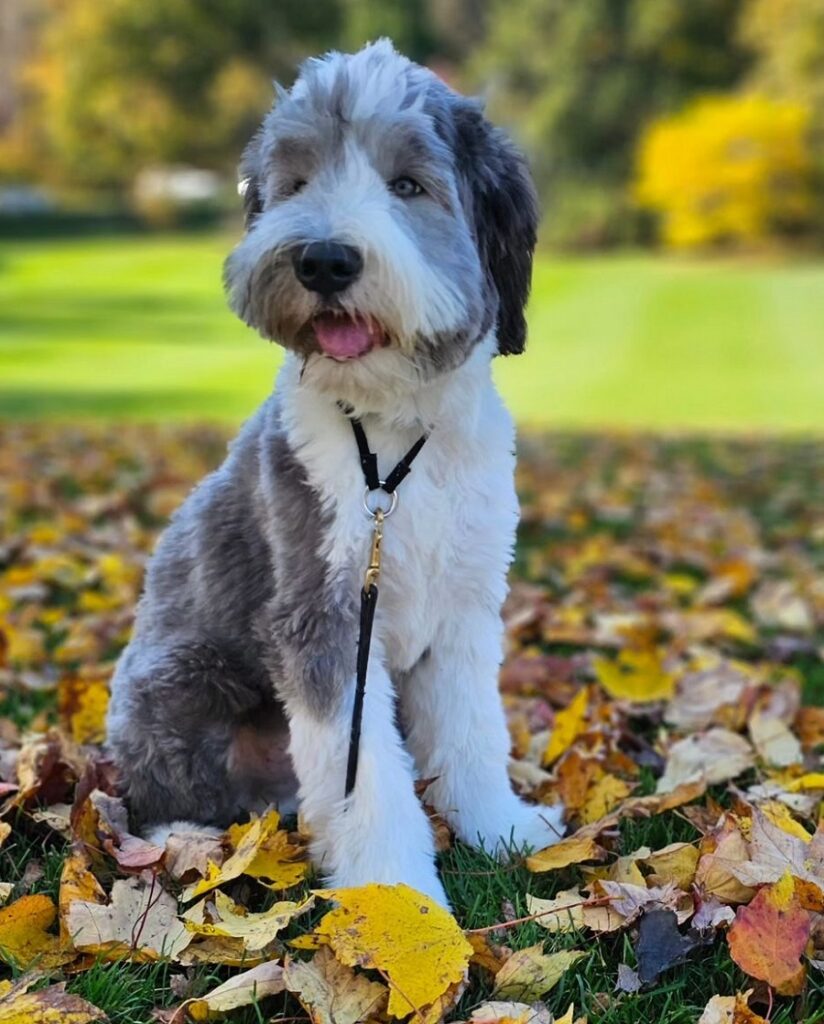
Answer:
363;508;384;590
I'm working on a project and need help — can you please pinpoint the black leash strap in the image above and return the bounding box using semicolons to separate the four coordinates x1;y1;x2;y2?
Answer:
344;416;428;798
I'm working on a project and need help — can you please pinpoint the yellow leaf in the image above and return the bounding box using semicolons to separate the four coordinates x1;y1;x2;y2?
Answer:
642;843;699;890
58;846;107;946
314;883;472;1019
0;894;75;970
0;975;106;1023
492;944;584;1001
579;775;632;825
594;648;675;703
58;676;110;745
185;961;285;1020
526;890;584;933
760;801;812;842
544;688;589;765
284;946;388;1024
785;773;824;793
526;834;607;874
183;809;306;901
184;890;313;954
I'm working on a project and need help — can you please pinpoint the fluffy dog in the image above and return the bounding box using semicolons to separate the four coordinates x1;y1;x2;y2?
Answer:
107;39;563;906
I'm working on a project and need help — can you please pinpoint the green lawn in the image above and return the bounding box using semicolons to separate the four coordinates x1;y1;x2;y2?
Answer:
1;232;822;430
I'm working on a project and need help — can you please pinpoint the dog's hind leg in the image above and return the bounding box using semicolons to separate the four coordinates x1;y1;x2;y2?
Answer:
107;639;283;831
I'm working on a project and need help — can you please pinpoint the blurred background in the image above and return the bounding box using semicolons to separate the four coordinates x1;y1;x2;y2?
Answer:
1;0;823;431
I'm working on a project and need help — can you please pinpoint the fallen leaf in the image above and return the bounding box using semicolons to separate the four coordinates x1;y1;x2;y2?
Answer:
657;729;754;793
58;846;107;945
492;944;584;1002
65;874;191;960
579;774;633;825
748;710;803;768
544;688;589;765
183;810;305;900
0;974;107;1023
527;890;584;933
184;890;312;954
596;881;693;926
469;1001;553;1024
615;962;641;993
526;834;607;874
642;843;699;890
635;909;704;985
730;809;824;888
727;873;811;994
58;675;110;745
314;883;472;1019
665;664;751;732
0;894;75;970
697;991;765;1024
164;829;225;883
283;946;387;1024
594;648;675;703
184;961;285;1020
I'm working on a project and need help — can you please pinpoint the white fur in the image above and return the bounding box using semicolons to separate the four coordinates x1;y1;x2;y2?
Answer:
279;336;563;903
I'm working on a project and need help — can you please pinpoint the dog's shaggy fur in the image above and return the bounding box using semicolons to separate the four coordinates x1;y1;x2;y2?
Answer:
107;39;563;905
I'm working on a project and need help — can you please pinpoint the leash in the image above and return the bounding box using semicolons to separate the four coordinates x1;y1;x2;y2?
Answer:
344;415;429;797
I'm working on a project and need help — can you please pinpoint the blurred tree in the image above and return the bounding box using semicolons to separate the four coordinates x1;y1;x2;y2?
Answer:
5;0;342;191
740;0;824;234
635;93;813;247
473;0;752;247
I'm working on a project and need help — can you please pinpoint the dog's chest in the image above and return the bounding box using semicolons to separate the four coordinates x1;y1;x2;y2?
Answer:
296;400;518;673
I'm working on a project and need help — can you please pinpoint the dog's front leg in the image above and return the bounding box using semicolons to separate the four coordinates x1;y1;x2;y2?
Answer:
401;604;565;856
284;633;447;906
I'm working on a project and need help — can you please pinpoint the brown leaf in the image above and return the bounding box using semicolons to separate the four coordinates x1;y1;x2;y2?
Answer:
283;946;388;1024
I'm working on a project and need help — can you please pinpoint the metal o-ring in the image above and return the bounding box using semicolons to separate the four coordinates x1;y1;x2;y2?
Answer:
363;485;398;518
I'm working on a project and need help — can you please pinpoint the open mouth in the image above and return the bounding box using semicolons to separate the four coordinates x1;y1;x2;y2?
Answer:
311;312;386;361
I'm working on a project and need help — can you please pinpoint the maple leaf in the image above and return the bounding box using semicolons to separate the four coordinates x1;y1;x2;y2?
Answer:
313;883;473;1019
0;974;107;1023
635;908;705;984
730;807;824;889
656;728;754;793
641;842;699;890
0;894;76;970
65;874;191;961
283;946;388;1024
491;944;584;1002
727;873;812;994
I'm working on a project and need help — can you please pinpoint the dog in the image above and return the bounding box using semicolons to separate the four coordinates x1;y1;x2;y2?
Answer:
106;39;563;906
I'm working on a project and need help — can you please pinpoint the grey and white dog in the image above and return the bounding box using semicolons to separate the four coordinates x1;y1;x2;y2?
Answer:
107;39;563;905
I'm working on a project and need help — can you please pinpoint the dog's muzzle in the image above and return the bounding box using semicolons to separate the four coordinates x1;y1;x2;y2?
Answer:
292;241;363;299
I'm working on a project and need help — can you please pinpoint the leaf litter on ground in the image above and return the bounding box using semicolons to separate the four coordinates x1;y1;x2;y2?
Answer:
0;426;822;1021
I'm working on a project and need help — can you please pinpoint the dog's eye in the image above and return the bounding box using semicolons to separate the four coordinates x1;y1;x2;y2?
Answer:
389;176;424;199
287;179;307;196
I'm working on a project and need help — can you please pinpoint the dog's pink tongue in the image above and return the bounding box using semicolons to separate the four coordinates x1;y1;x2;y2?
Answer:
314;317;374;360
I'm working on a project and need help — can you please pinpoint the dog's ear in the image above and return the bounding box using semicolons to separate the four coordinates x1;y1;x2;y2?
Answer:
239;132;264;229
453;101;538;355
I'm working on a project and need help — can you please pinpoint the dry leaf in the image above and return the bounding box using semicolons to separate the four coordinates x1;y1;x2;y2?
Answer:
748;710;803;768
527;890;584;933
183;809;306;900
0;974;107;1023
730;808;824;888
642;843;699;890
593;648;675;703
314;883;472;1019
469;1001;553;1024
657;729;754;793
65;874;191;960
0;894;75;970
727;873;811;994
544;688;589;765
283;946;387;1024
526;834;607;873
184;961;285;1020
492;945;584;1001
184;890;312;954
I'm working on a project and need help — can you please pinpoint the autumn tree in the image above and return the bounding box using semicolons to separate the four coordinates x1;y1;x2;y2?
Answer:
472;0;752;246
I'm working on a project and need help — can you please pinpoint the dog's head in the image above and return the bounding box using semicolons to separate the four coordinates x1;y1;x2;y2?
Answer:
224;39;538;396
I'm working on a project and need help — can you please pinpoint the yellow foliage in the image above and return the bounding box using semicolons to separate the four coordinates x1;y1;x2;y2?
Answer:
635;94;814;248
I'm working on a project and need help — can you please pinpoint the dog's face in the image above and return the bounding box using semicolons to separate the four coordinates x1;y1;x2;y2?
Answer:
224;39;538;396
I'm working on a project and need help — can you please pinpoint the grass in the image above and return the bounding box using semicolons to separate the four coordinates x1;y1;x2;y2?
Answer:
1;233;824;430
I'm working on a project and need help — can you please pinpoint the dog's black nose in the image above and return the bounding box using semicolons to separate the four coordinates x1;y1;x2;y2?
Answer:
293;241;363;297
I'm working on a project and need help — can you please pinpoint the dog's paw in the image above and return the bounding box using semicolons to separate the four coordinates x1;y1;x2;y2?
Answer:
470;801;566;859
